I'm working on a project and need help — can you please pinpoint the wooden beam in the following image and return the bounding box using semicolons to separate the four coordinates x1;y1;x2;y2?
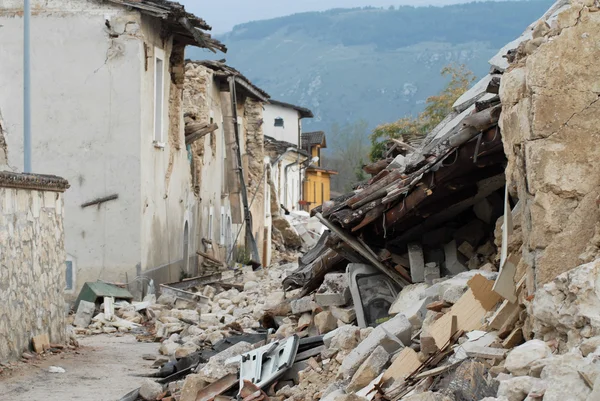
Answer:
185;123;218;145
196;250;227;269
315;213;410;287
81;194;118;208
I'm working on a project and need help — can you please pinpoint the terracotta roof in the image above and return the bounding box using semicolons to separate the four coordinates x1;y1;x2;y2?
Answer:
189;60;269;101
107;0;226;53
268;100;314;119
301;131;327;151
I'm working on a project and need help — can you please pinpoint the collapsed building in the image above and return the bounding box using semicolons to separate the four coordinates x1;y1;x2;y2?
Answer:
27;0;600;400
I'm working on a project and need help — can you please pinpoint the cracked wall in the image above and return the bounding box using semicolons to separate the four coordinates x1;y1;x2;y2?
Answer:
500;1;600;288
244;97;270;265
0;116;7;168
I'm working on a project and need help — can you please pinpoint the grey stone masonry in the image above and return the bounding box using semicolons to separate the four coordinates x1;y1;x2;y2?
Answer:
0;171;69;361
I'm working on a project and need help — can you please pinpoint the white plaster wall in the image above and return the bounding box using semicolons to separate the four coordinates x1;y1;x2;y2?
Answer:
263;104;301;146
139;17;197;281
273;153;306;211
0;2;143;293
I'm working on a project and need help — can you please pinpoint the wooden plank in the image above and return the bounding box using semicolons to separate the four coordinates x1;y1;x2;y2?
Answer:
502;328;524;349
470;273;503;310
195;374;238;401
160;285;209;305
488;276;526;330
413;362;461;380
382;347;422;383
429;275;500;348
464;345;507;359
494;253;520;303
196;250;227;268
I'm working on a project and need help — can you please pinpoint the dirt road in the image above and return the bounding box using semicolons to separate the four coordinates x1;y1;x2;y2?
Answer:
0;334;159;401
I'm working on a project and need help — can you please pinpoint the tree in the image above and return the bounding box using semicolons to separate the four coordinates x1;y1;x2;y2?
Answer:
325;120;371;193
369;64;475;161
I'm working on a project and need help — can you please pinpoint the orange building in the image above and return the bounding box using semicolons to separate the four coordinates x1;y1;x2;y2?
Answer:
301;131;337;211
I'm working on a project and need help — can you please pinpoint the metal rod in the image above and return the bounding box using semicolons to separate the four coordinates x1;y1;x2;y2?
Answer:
23;0;32;173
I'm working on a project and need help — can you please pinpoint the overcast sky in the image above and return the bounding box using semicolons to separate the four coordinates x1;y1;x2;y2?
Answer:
182;0;509;33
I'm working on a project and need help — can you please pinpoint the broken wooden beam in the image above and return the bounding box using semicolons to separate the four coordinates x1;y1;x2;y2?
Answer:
315;213;410;287
185;122;219;145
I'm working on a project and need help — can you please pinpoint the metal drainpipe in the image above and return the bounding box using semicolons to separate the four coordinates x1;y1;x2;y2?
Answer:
24;0;32;173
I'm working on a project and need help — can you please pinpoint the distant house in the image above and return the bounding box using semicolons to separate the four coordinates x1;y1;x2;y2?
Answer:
301;131;337;211
263;100;314;212
183;60;272;267
264;136;309;214
0;0;225;297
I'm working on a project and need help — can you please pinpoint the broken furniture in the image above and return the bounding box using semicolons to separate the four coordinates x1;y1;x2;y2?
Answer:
227;335;299;396
74;281;133;311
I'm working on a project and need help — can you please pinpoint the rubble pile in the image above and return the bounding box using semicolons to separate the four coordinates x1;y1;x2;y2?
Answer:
66;1;600;401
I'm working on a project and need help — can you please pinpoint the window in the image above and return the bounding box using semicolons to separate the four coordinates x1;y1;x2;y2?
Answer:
65;260;73;291
208;206;214;240
274;117;284;127
220;206;225;245
153;48;165;144
183;222;190;274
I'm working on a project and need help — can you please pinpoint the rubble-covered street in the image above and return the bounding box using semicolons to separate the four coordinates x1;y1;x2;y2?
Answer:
1;335;159;400
2;0;600;401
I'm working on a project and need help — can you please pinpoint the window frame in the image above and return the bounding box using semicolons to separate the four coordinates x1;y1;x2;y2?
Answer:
153;47;166;147
274;117;284;128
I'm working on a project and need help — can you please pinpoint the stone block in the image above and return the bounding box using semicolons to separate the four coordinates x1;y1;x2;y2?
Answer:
291;296;316;315
73;300;96;328
340;314;411;378
197;341;253;383
316;273;351;307
347;346;389;392
139;379;163;401
324;326;356;349
315;311;338;335
443;240;468;275
505;340;552;376
331;306;356;324
389;283;430;316
424;263;441;285
408;243;425;283
179;374;208;401
32;334;49;354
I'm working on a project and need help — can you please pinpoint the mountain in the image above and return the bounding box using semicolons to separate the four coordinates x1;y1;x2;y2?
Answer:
188;0;554;133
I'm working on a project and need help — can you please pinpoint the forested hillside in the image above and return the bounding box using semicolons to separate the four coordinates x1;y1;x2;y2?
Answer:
188;0;553;133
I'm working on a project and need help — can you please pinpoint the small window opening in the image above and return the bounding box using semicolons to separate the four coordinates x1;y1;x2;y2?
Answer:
274;117;284;128
153;48;165;143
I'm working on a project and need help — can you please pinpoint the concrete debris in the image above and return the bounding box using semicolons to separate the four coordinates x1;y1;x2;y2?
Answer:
505;340;552;376
73;300;96;328
139;379;164;401
48;366;66;373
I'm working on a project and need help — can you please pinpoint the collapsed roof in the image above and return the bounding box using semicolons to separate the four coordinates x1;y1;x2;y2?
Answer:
287;1;568;292
107;0;226;53
189;60;270;102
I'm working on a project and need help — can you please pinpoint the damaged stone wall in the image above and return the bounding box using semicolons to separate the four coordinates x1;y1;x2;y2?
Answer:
0;173;69;361
500;1;600;289
0;114;6;167
244;97;269;264
183;63;212;195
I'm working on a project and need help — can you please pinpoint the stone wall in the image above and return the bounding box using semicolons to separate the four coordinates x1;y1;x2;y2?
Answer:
500;1;600;289
0;172;69;361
